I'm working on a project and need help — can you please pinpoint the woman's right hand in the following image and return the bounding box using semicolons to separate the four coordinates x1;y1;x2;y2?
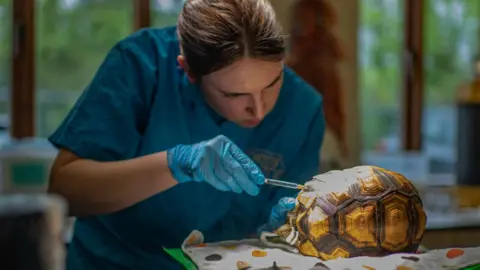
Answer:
166;135;265;196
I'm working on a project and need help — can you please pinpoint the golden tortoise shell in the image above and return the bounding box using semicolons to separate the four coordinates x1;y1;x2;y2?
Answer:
274;165;427;260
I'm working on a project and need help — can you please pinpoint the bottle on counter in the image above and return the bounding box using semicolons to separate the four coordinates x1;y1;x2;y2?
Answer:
456;55;480;185
0;194;67;270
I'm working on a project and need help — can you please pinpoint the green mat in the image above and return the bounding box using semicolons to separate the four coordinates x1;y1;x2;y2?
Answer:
462;264;480;270
163;248;197;270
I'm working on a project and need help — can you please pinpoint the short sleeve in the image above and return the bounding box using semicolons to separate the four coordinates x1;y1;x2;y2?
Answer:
48;34;158;161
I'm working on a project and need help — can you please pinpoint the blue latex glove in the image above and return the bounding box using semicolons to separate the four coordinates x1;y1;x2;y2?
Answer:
257;197;296;235
167;135;265;196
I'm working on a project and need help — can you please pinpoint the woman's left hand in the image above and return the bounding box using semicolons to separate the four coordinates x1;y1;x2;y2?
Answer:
256;197;296;236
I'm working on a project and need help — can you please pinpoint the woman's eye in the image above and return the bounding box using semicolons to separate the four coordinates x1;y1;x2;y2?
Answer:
224;93;243;99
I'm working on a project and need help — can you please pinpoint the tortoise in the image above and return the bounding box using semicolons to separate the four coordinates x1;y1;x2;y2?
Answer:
261;165;427;261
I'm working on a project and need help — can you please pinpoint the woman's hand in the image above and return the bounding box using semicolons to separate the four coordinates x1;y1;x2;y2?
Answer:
167;135;265;196
257;197;296;235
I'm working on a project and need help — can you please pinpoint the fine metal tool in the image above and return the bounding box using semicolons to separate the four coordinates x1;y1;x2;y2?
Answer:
264;178;308;191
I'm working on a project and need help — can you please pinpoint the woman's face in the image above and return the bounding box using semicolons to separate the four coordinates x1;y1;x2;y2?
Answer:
200;58;284;128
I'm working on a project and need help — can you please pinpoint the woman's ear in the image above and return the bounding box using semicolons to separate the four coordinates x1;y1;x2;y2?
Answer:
177;55;196;83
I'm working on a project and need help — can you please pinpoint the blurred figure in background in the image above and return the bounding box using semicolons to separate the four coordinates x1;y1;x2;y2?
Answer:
288;0;347;171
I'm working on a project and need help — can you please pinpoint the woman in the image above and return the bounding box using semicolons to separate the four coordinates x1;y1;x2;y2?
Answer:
48;0;325;269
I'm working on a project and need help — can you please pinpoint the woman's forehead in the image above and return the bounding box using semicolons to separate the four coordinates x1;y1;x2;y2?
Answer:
206;59;283;93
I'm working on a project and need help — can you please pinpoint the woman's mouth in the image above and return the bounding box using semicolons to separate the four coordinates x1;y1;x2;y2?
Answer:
242;119;261;127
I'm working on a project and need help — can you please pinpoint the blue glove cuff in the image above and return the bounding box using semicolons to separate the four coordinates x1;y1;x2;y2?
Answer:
166;146;192;183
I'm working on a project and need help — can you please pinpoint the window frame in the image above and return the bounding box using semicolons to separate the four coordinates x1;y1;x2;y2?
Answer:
402;0;424;151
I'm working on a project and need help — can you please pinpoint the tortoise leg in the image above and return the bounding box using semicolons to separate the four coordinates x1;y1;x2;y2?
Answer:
276;224;300;246
259;223;300;253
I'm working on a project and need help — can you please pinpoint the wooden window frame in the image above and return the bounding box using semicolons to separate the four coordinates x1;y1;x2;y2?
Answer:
11;0;424;153
11;0;35;139
403;0;424;151
134;0;151;31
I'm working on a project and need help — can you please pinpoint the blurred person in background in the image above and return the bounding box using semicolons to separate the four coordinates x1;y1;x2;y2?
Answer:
289;0;348;172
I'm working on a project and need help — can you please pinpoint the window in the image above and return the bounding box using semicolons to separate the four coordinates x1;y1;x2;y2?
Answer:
358;0;430;180
0;0;10;141
151;0;183;28
359;0;404;153
9;0;474;183
423;0;480;175
35;0;133;137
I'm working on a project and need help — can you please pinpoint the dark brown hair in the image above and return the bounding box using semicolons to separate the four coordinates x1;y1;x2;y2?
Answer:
177;0;286;77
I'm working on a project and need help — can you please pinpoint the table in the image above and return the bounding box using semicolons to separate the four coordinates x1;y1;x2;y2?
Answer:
421;185;480;249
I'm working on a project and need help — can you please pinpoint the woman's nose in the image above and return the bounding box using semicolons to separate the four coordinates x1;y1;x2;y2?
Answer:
248;94;266;120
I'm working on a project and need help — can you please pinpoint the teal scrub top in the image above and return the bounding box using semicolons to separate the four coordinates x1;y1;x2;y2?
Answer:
49;26;326;270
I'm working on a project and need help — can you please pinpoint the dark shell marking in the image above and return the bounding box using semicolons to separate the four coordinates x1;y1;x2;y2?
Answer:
401;256;420;262
309;262;331;269
205;254;222;261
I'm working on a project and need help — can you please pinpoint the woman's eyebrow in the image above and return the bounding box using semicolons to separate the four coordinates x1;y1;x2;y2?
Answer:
263;71;283;89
